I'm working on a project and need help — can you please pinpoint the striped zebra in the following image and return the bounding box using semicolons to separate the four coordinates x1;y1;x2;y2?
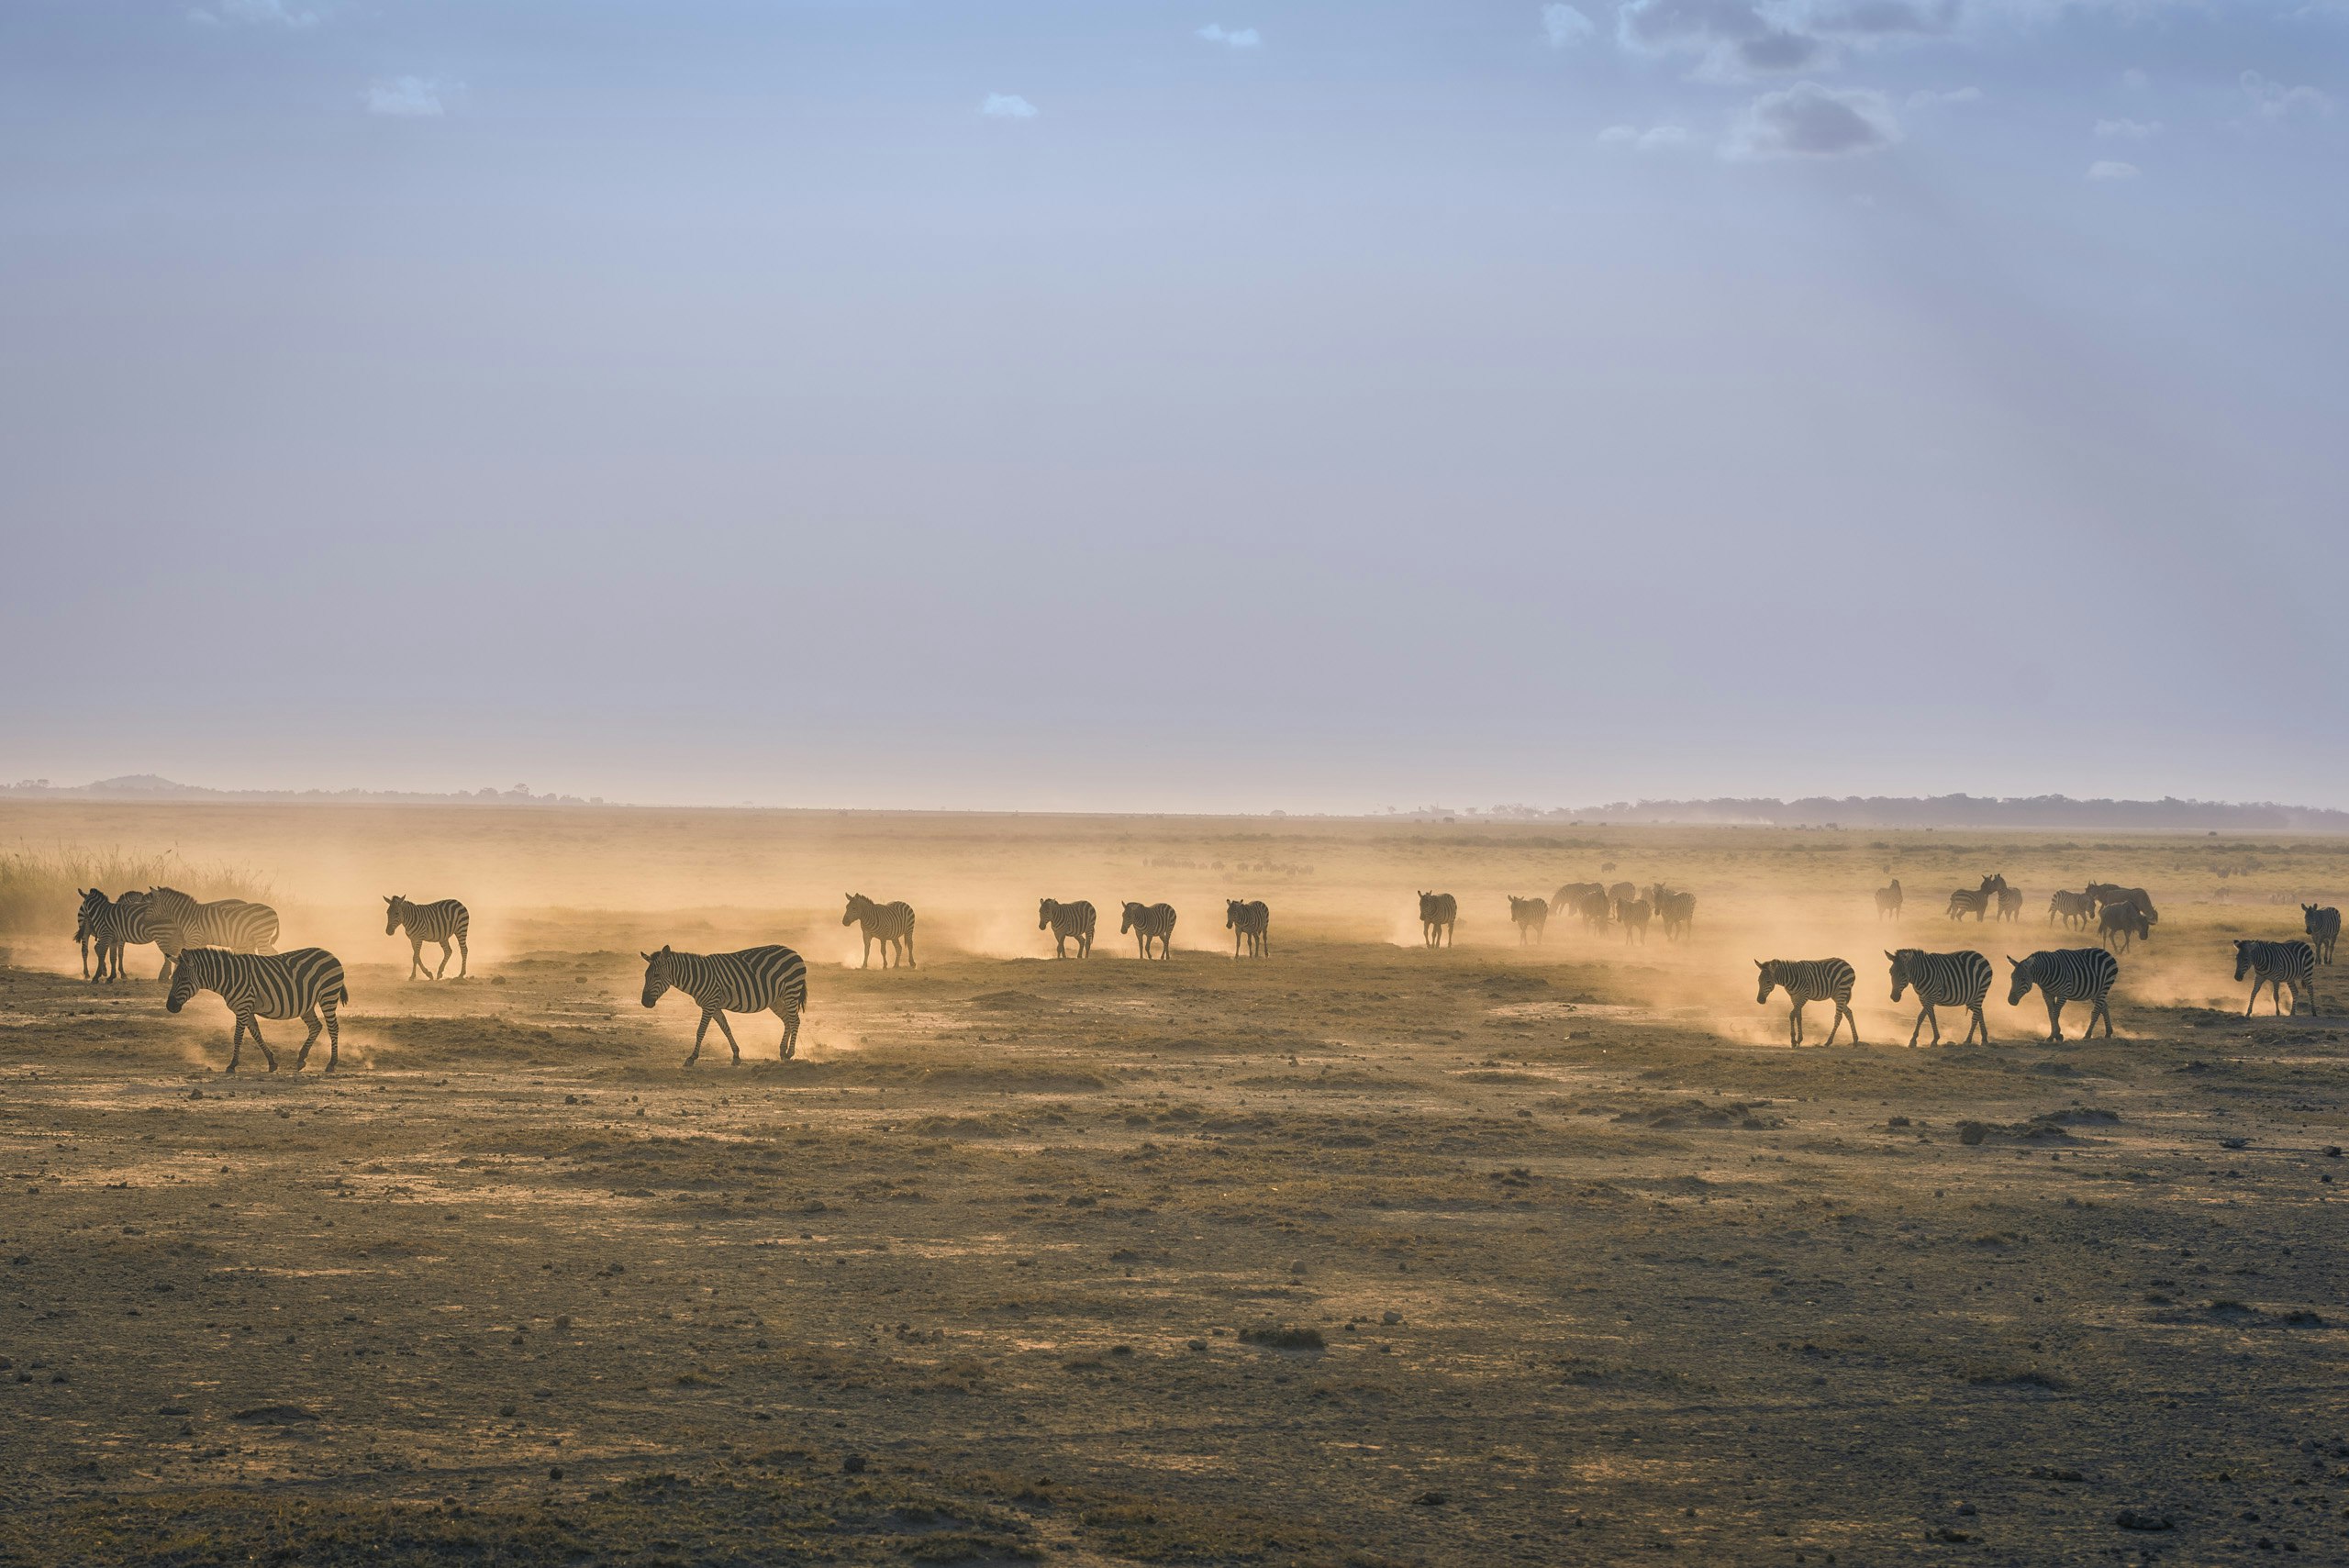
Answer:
1569;886;1611;933
640;943;807;1064
384;895;470;980
2098;899;2149;952
1754;958;1858;1047
1617;897;1652;944
1417;892;1456;949
2302;904;2340;965
1038;897;1096;959
166;946;348;1073
75;889;162;984
1506;895;1548;945
1995;886;2023;923
1606;881;1636;913
146;887;279;979
1654;889;1696;942
1549;882;1605;918
1227;898;1270;958
1121;901;1177;960
841;895;916;969
1945;874;2005;923
2005;949;2118;1041
1875;879;1903;922
2234;940;2320;1018
1887;948;1993;1047
2048;890;2096;930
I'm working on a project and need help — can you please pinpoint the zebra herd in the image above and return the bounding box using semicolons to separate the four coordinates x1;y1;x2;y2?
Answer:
1540;881;1696;945
1880;873;2165;953
1758;946;2123;1045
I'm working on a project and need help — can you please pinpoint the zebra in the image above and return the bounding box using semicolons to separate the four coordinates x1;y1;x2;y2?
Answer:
1945;874;2005;923
640;944;807;1065
75;889;161;984
1887;948;1993;1047
1038;898;1096;959
1227;899;1270;958
1549;882;1605;918
1507;895;1548;945
1617;897;1652;944
384;895;470;980
166;946;348;1073
1754;958;1858;1047
2048;890;2096;930
1995;885;2023;923
2098;899;2148;952
1121;901;1177;960
841;895;916;969
1875;879;1903;921
2234;939;2320;1018
146;887;279;979
1417;892;1457;949
2005;949;2118;1041
2302;904;2340;964
1606;881;1636;913
1654;889;1697;942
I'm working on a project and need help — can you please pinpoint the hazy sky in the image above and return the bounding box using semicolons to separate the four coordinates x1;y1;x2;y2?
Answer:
4;1;2343;812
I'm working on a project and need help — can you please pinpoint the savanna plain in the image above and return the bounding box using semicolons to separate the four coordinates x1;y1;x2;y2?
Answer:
1;803;2345;1568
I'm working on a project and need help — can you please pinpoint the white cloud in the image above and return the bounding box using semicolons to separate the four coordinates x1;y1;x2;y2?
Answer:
365;76;447;117
1542;5;1595;46
1197;23;1262;48
2240;71;2334;124
2094;117;2159;139
981;94;1039;119
1598;123;1696;150
1906;85;1980;108
1617;0;1831;80
2087;160;2141;180
1728;82;1898;158
190;0;316;25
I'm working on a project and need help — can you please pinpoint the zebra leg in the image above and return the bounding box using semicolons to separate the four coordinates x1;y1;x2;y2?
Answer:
685;1010;713;1067
2044;995;2065;1043
322;1000;340;1069
226;1015;243;1073
861;934;874;969
1967;1005;1988;1045
296;1007;321;1070
434;939;453;980
905;930;916;969
1788;1001;1804;1046
712;1010;743;1063
2244;983;2258;1018
774;1003;798;1060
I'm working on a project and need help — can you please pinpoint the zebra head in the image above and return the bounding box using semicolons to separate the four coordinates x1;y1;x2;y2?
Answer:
384;895;410;936
164;949;210;1013
1886;950;1914;1002
1120;902;1147;934
2004;956;2034;1006
1038;898;1056;931
1418;892;1438;922
2232;940;2256;984
640;946;674;1007
74;887;105;943
1226;900;1243;929
841;895;872;928
1754;959;1780;1005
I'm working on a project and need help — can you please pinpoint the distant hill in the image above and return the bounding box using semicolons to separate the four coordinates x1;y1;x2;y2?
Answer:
1407;794;2349;833
0;775;606;806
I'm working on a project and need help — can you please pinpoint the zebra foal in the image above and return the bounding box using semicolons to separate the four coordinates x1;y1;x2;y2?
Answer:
1755;958;1858;1047
2234;940;2320;1018
842;895;917;969
1039;898;1096;959
385;895;470;980
1122;902;1177;960
1227;899;1270;958
1887;948;1993;1046
166;947;348;1073
2005;949;2118;1042
640;944;808;1064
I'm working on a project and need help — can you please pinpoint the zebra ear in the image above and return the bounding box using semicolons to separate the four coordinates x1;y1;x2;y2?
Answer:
1884;951;1895;962
2006;956;2019;967
640;951;654;962
1753;960;1764;970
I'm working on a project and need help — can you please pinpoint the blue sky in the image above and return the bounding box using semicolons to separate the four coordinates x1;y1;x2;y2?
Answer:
2;2;2343;811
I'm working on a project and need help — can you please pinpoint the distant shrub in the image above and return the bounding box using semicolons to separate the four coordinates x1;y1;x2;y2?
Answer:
0;844;273;939
1239;1325;1325;1351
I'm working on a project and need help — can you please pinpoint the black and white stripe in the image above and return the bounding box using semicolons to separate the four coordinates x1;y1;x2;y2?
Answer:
841;895;917;969
1616;896;1652;944
2005;948;2119;1041
1995;886;2023;923
1875;879;1904;921
1506;895;1548;944
2048;890;2096;930
1039;898;1097;959
2303;904;2340;965
1227;898;1271;958
1944;875;2003;924
1755;958;1858;1047
640;943;808;1064
1550;882;1605;918
1654;889;1696;942
1417;892;1457;948
1887;948;1993;1046
75;889;162;984
147;886;280;978
166;946;348;1073
1122;901;1178;960
385;895;470;980
2234;940;2320;1018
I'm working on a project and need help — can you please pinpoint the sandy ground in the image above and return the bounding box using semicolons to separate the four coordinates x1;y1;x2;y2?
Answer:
2;806;2347;1566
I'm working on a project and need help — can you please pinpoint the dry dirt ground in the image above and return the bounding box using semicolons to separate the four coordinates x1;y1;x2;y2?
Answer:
1;806;2346;1566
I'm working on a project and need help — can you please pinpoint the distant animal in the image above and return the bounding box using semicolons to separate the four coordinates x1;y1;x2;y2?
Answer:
1570;887;1612;933
841;895;917;969
1418;892;1457;949
1654;889;1696;942
2098;899;2149;952
640;943;808;1064
166;946;348;1073
384;895;470;980
1875;880;1903;921
2234;940;2320;1018
2048;890;2096;930
1122;901;1177;960
2302;904;2340;964
146;887;280;980
1995;886;2023;923
1616;897;1652;944
1507;895;1548;944
1887;948;1993;1047
1606;881;1637;913
1549;882;1605;918
2005;949;2118;1042
1038;897;1097;959
1945;874;2006;924
74;889;161;984
1227;898;1270;958
1754;958;1858;1047
2087;884;2158;930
